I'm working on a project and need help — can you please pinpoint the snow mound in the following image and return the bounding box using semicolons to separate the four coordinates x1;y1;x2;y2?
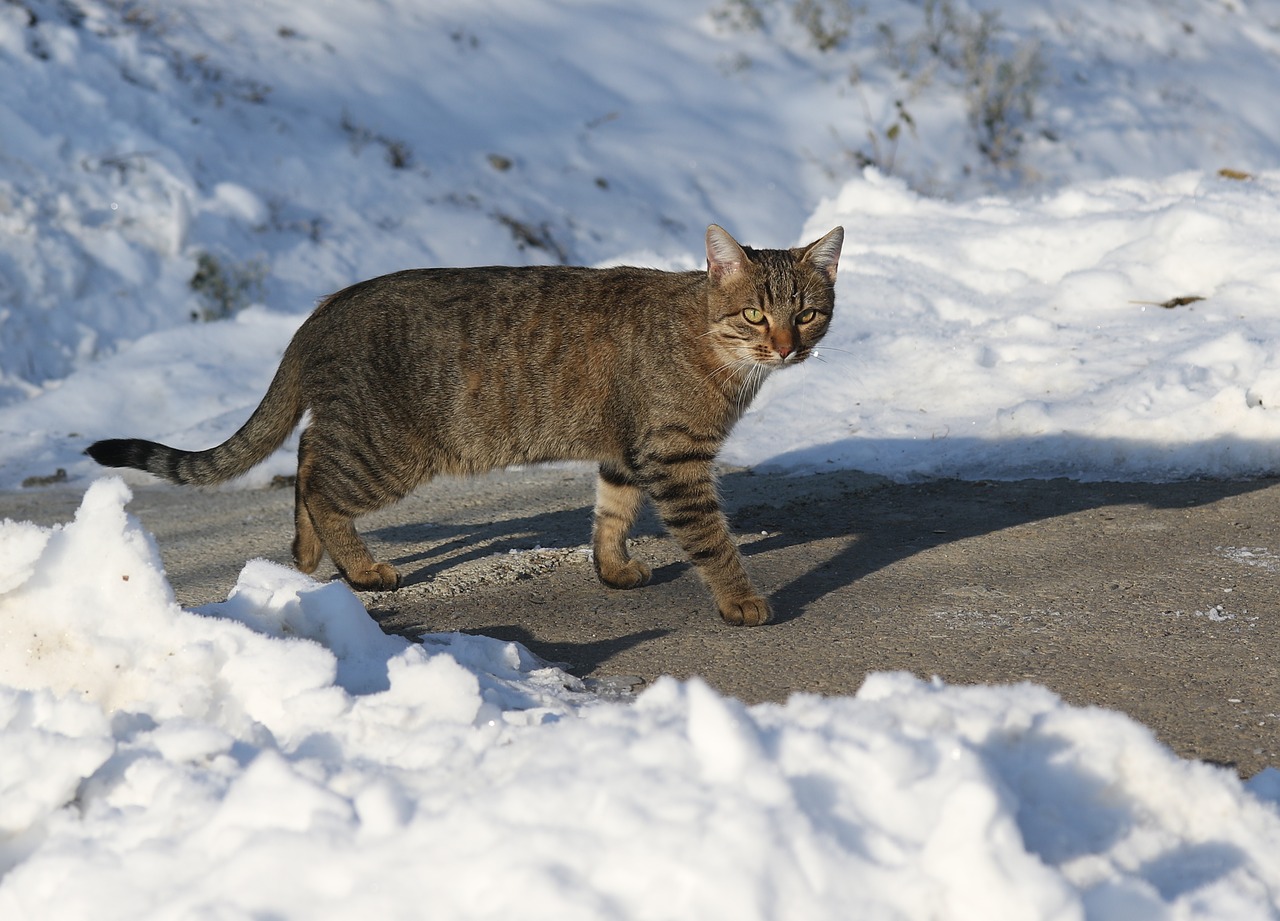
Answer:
726;169;1280;479
1;480;1278;918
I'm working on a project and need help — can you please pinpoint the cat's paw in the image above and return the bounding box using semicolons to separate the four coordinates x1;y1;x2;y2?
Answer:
347;562;402;592
718;595;771;627
596;558;652;590
292;538;323;575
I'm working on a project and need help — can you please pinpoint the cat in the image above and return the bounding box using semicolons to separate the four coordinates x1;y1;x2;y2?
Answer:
87;223;844;626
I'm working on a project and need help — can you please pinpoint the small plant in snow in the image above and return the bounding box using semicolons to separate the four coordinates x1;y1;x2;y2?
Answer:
791;0;861;53
494;213;569;264
709;0;768;33
710;0;1047;188
851;97;916;174
892;0;1045;173
341;111;415;170
189;251;266;321
965;37;1044;171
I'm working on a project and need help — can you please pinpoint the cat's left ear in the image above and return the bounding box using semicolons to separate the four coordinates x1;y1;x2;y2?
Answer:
706;224;747;282
801;226;844;284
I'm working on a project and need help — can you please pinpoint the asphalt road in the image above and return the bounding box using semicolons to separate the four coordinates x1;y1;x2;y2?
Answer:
5;465;1279;777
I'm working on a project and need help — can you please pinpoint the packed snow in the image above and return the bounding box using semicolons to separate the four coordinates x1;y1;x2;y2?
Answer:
3;478;1279;920
4;0;1280;917
732;168;1280;480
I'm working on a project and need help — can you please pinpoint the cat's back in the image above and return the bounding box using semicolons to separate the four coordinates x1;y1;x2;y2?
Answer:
292;262;709;427
314;263;703;331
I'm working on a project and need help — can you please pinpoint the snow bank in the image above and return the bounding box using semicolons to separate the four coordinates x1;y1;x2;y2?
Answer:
9;170;1280;488
1;480;1278;919
725;169;1280;479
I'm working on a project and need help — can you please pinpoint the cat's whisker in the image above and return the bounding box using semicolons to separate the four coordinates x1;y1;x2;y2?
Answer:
734;362;768;417
704;357;745;382
705;349;759;383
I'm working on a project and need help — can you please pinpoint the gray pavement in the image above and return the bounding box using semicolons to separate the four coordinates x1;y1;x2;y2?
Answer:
5;465;1279;777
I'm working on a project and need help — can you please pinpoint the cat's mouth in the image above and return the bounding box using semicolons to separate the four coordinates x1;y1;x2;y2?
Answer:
766;348;806;367
728;346;808;372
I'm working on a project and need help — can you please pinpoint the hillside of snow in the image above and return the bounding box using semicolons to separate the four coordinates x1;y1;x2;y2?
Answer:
4;0;1280;486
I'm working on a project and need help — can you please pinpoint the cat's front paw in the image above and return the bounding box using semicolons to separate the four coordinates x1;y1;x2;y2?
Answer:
596;558;652;590
718;595;771;627
347;562;402;592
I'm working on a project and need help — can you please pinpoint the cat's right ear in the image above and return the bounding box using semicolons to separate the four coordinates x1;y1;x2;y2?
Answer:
706;224;747;282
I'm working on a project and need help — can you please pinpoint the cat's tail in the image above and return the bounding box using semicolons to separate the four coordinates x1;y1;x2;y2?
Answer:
85;342;306;486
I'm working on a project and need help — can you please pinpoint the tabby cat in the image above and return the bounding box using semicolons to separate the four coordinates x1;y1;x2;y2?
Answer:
87;224;844;626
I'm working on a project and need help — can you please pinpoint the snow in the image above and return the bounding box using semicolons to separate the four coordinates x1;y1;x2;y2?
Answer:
1;479;1278;919
729;168;1280;480
4;0;1280;916
6;1;1280;486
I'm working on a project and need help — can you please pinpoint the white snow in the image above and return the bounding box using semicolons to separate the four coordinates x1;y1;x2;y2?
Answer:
729;168;1280;480
4;0;1280;916
2;479;1279;919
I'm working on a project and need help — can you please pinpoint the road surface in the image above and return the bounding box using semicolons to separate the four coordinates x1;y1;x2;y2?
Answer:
5;464;1279;777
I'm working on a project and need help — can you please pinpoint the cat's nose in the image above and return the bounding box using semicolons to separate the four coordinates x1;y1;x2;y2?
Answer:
772;331;795;359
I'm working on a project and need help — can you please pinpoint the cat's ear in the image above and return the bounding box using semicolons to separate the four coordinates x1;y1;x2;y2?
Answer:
802;226;844;283
706;224;747;281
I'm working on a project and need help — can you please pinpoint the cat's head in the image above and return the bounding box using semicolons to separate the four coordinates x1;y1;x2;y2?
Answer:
703;223;844;372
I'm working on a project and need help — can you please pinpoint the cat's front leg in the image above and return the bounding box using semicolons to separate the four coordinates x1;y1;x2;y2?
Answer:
592;463;652;589
642;455;771;626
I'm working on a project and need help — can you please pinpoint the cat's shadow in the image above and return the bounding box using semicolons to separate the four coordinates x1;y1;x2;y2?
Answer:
373;487;686;591
718;463;1276;624
376;502;600;588
364;454;1278;626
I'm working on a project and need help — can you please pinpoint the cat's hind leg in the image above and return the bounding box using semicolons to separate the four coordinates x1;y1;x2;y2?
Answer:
305;491;400;591
292;430;325;573
294;428;402;591
592;463;652;589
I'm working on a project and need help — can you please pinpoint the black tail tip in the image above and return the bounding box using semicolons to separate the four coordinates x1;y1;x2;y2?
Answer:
85;438;149;470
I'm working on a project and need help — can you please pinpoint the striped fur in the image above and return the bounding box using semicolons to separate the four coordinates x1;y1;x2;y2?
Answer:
86;224;843;625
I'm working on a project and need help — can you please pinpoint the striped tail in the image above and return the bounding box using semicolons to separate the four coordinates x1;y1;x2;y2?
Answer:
85;344;306;486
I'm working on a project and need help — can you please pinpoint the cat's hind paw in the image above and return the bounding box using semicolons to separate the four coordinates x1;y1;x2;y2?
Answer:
346;562;402;592
596;558;652;590
718;595;771;627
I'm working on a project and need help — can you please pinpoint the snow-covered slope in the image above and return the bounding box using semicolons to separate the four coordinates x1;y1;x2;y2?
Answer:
4;0;1280;487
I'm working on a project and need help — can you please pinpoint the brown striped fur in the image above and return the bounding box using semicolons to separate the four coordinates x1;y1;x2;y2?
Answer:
87;224;844;626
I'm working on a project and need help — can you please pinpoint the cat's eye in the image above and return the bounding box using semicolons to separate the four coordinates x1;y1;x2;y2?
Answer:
742;307;766;324
796;309;818;324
